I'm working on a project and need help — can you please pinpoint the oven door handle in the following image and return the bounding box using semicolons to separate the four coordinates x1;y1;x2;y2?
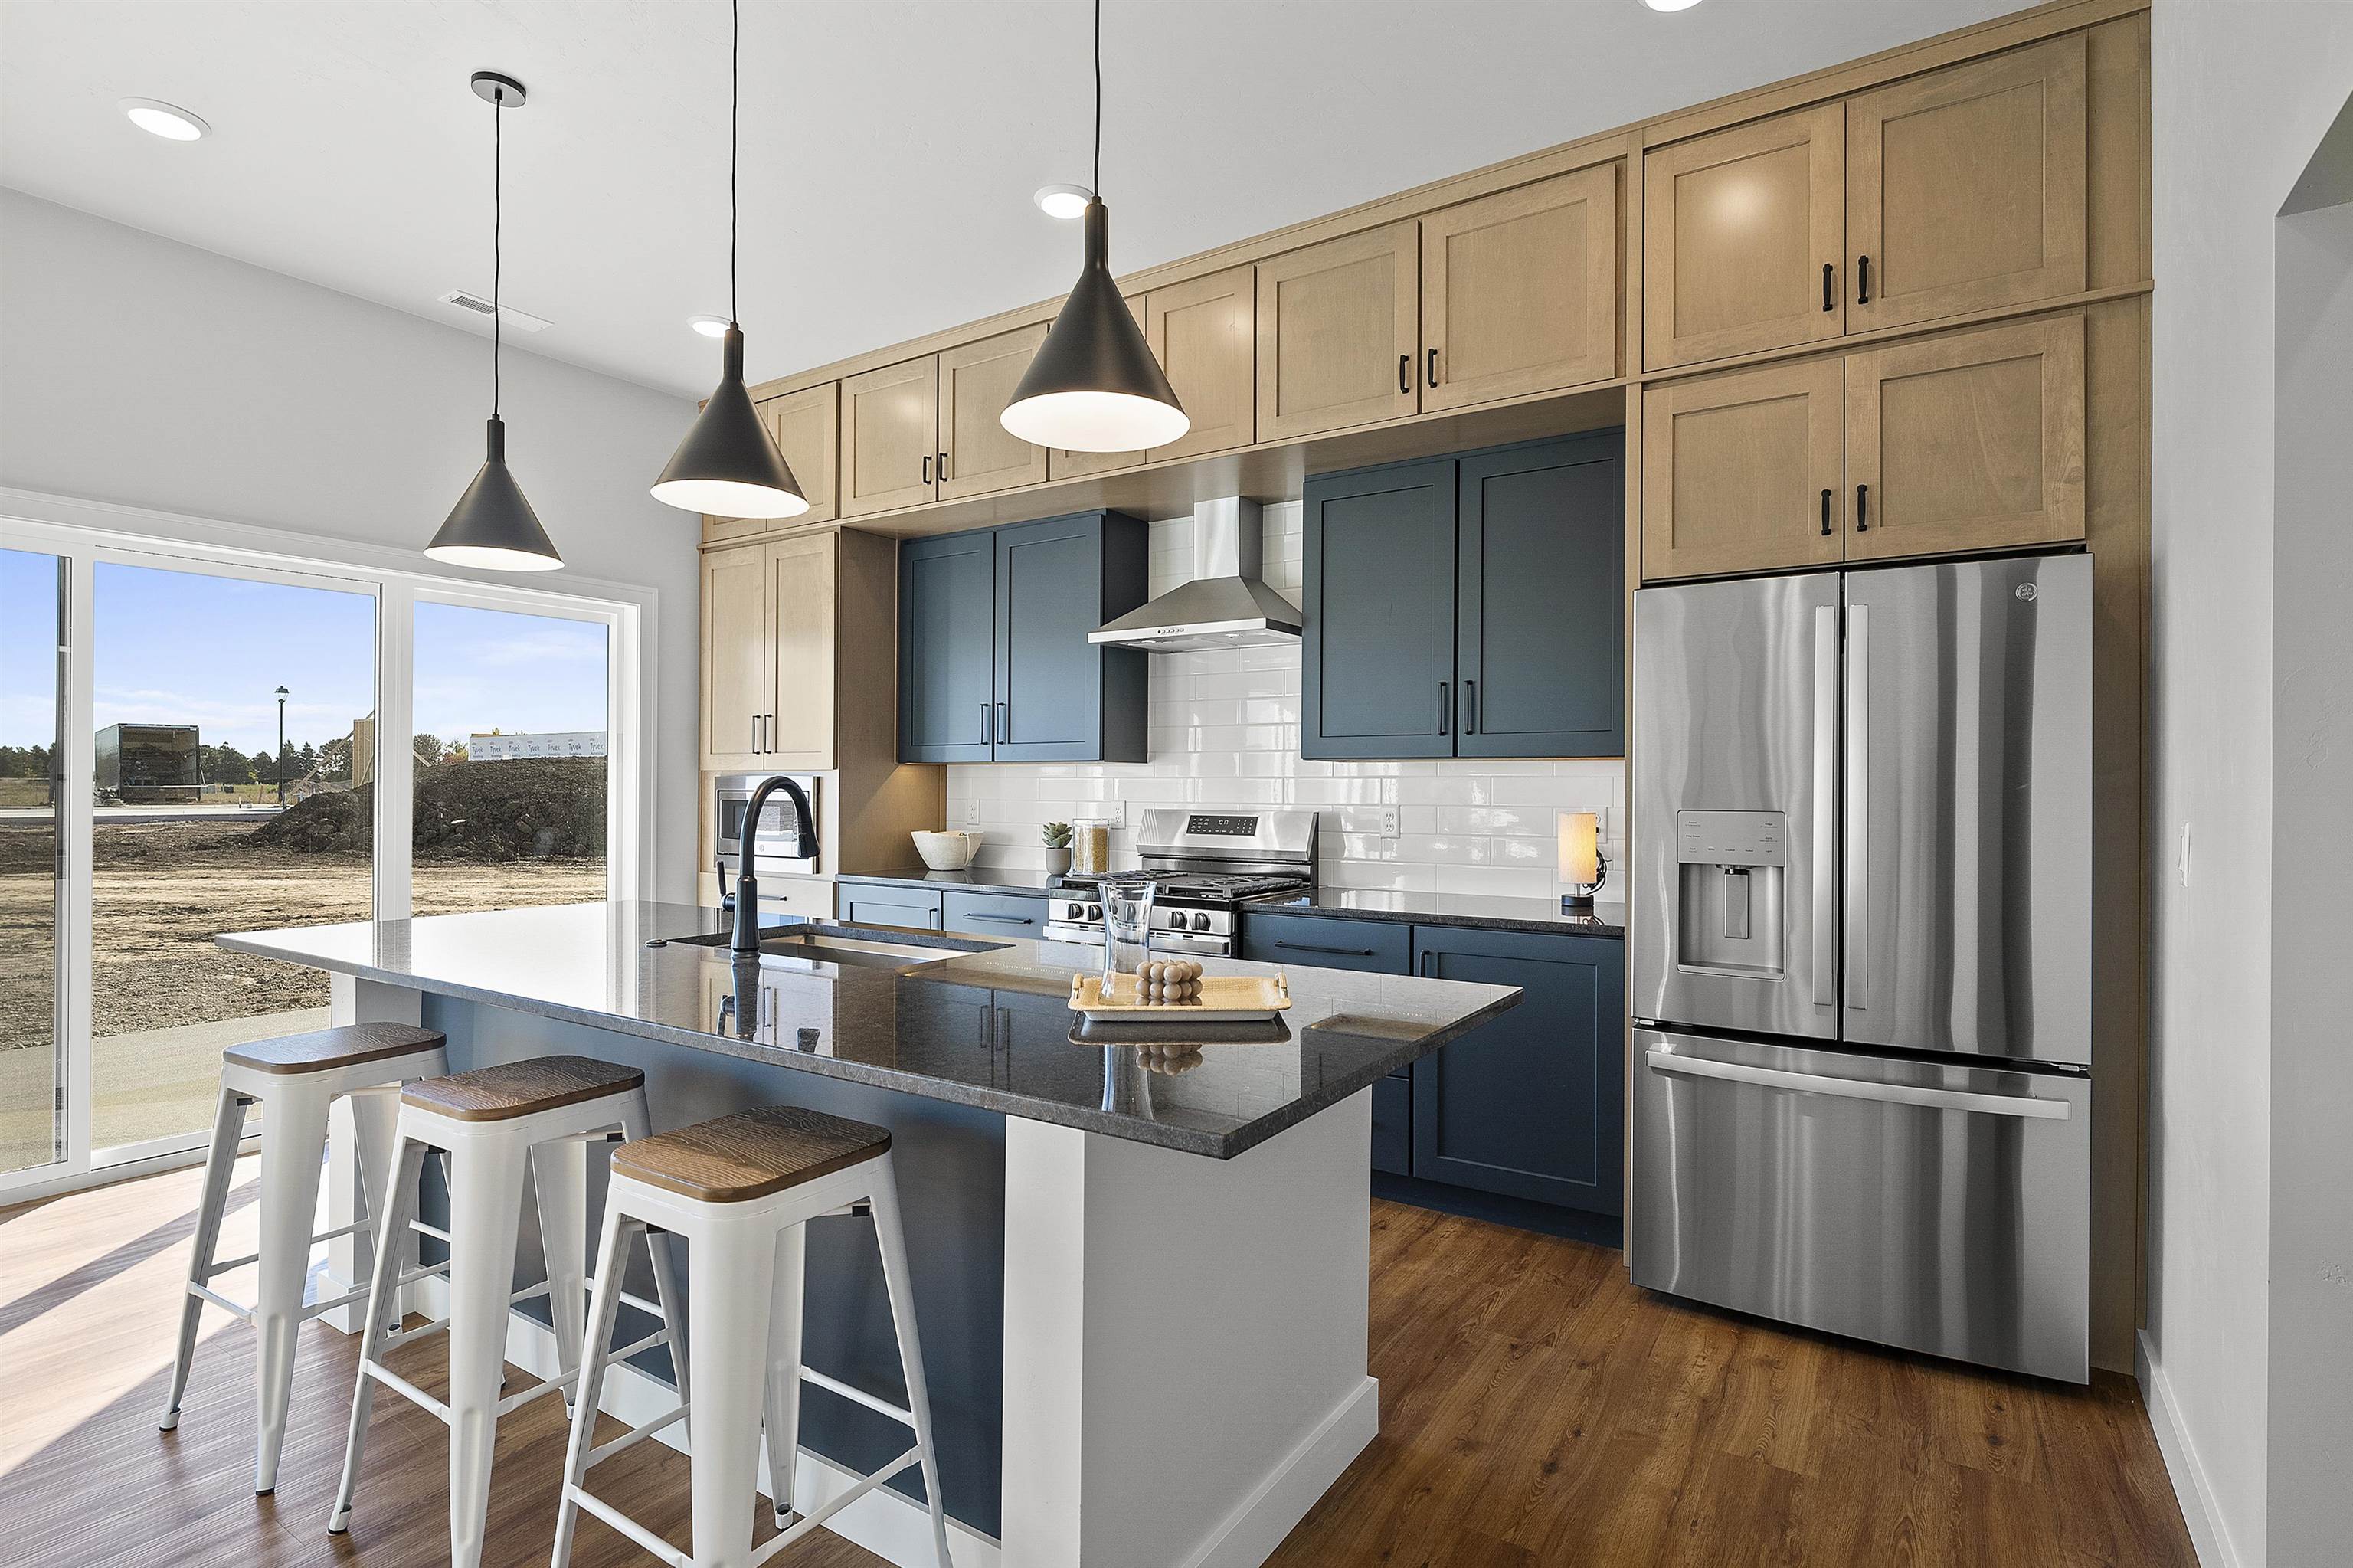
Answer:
1144;928;1228;955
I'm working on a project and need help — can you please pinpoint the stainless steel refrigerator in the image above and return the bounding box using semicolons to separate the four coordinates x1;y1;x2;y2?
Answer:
1628;552;2093;1383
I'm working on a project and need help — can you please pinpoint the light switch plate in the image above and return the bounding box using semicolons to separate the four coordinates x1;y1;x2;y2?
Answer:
964;797;981;827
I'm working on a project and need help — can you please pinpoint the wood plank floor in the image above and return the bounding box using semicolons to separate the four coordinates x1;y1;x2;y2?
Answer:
0;1158;2195;1567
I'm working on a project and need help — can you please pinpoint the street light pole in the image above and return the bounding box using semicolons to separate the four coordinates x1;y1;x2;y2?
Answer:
275;686;290;807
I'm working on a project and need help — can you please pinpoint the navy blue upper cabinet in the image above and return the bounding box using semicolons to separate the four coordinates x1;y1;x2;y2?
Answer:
899;511;1148;764
1301;460;1458;760
899;530;998;762
1410;926;1625;1216
1456;432;1625;758
1301;435;1625;761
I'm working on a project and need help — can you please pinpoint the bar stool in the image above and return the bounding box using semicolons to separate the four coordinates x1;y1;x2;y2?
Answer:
161;1020;450;1493
328;1055;687;1568
551;1105;952;1568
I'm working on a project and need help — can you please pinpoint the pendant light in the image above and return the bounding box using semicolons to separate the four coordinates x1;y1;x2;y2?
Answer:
652;0;808;519
426;72;563;572
1000;0;1187;453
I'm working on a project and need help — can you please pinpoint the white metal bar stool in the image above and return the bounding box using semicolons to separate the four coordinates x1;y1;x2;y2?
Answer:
328;1055;687;1568
551;1104;953;1568
160;1020;450;1493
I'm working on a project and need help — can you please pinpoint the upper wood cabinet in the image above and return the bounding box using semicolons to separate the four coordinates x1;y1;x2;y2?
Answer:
1645;105;1847;372
1422;165;1620;410
699;529;898;773
1641;357;1847;580
1146;265;1256;459
1844;313;2084;561
1846;36;2086;333
842;356;938;516
938;325;1049;499
701;382;839;547
1257;222;1420;440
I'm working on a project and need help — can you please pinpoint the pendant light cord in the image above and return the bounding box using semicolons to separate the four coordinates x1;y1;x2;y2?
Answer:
730;0;740;327
1092;0;1102;198
492;90;503;419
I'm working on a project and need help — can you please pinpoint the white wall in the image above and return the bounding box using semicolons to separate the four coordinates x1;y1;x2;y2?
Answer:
0;189;702;897
2146;7;2353;1566
2268;194;2353;1568
946;503;1625;903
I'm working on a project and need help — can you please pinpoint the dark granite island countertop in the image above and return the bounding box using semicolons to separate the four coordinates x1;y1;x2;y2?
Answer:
218;899;1520;1160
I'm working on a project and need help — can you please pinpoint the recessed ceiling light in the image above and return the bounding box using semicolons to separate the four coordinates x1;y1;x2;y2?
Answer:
119;97;210;141
1033;183;1095;221
1642;0;1705;11
689;315;731;339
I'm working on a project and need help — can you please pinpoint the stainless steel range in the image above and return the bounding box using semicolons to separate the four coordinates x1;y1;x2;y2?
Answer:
1042;808;1318;956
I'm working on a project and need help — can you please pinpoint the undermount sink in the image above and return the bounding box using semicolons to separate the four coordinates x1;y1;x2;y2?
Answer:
655;924;1003;971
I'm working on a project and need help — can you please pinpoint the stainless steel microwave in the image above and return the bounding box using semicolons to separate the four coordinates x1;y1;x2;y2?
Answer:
713;773;820;877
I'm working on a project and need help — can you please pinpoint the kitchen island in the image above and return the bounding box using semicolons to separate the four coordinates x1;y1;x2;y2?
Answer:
219;900;1519;1568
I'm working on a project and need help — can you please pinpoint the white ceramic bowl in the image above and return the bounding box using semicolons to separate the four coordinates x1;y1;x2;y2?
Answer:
910;830;977;871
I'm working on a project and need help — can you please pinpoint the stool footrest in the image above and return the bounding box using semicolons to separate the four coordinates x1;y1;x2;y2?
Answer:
380;1313;452;1353
298;1284;371;1321
410;1219;453;1244
361;1360;451;1424
492;1367;578;1419
396;1259;453;1290
758;1445;922;1564
582;1277;667;1318
565;1485;690;1568
801;1365;915;1428
584;1401;690;1468
185;1282;255;1321
202;1251;261;1278
312;1219;370;1246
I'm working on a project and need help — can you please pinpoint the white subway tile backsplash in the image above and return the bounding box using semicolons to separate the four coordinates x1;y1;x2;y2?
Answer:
942;504;1625;899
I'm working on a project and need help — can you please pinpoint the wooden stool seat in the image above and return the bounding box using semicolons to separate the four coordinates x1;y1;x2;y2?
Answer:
221;1022;447;1075
611;1105;892;1203
401;1056;645;1123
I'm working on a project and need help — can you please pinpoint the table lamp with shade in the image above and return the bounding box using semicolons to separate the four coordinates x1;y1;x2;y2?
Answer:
1558;810;1606;912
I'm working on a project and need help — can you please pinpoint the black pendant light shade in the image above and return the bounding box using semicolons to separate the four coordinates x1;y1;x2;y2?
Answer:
1000;199;1187;451
427;416;563;571
652;326;809;517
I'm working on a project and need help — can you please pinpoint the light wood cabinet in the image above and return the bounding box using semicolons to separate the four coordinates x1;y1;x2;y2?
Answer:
1257;222;1419;440
700;542;773;770
702;382;839;547
1146;265;1256;459
1422;165;1619;411
1844;313;2084;561
1846;36;2086;333
1644;105;1847;371
698;529;902;774
938;325;1049;499
841;356;938;516
762;532;839;770
1642;357;1847;580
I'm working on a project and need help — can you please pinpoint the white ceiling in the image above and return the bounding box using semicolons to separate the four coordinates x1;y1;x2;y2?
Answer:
1;0;2015;399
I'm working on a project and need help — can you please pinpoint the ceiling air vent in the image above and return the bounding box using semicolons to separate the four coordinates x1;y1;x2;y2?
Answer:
439;290;551;332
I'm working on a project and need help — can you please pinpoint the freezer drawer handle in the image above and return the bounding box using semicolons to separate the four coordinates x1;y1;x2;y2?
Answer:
1644;1049;2071;1120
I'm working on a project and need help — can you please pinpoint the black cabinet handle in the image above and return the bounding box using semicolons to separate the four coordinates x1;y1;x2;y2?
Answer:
1820;488;1834;538
1464;679;1478;735
1822;262;1834;313
997;701;1010;742
981;700;993;745
1427;347;1439;386
1855;483;1870;532
962;912;1036;925
938;449;950;482
1857;254;1871;305
1273;938;1378;958
1437;681;1451;735
921;453;933;486
1399;354;1411;395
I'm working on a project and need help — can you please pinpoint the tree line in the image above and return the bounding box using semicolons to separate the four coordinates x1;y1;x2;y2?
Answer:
0;734;475;784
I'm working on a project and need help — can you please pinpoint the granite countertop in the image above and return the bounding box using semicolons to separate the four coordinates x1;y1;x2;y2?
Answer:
1254;889;1627;936
840;866;1060;895
218;901;1520;1160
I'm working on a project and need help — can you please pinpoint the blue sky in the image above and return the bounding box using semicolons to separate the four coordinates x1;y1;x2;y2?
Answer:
1;550;606;755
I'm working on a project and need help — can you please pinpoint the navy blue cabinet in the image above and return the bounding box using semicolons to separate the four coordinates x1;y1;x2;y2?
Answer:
939;890;1049;938
898;511;1148;764
1237;911;1412;974
1410;926;1623;1216
1302;434;1625;761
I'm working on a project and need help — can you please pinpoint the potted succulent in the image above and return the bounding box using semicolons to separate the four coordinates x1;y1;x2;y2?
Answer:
1042;821;1073;876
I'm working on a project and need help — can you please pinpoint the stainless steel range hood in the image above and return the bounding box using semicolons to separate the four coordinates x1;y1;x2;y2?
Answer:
1088;496;1302;653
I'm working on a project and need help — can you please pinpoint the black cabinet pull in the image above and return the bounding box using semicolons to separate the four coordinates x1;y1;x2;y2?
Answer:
1822;262;1834;312
997;701;1010;742
1427;347;1439;386
962;912;1036;925
1464;679;1478;735
1857;254;1871;305
1273;938;1377;958
1855;483;1870;532
1399;353;1411;395
1437;681;1451;735
938;449;950;481
981;700;993;745
1820;488;1834;537
921;453;933;486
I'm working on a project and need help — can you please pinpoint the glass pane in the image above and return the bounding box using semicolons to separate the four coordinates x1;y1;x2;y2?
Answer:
90;563;375;1154
1;549;64;1175
412;602;608;916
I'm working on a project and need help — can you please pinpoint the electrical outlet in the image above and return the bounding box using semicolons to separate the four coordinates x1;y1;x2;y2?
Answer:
964;797;981;828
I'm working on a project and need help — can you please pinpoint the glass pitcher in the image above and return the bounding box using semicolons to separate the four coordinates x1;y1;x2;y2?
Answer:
1099;876;1156;1000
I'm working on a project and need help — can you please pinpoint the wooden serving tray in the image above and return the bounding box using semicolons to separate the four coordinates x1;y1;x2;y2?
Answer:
1067;970;1292;1023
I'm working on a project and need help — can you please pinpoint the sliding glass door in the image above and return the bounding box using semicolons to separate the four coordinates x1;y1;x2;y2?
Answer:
0;549;65;1177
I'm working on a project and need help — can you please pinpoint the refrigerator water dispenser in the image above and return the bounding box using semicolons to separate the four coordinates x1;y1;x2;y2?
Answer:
1674;810;1787;977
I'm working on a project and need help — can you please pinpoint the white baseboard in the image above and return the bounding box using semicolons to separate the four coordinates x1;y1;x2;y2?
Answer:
1182;1375;1378;1568
2137;1330;2237;1568
413;1277;1001;1567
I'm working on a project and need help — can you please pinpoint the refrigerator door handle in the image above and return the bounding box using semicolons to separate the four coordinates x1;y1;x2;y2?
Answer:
1811;605;1838;1010
1844;602;1870;1012
1644;1049;2073;1121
